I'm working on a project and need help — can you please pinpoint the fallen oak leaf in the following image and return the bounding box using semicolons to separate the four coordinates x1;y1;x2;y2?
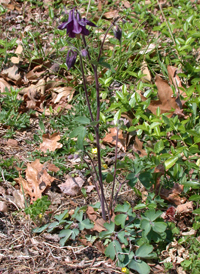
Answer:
15;159;55;202
39;133;63;153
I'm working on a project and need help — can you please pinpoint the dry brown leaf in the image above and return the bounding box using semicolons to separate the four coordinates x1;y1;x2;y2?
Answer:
176;201;193;214
0;78;10;93
39;133;63;153
12;189;25;209
102;127;128;152
1;65;21;84
133;136;147;156
122;0;131;8
86;206;107;232
11;44;23;64
141;61;151;82
158;183;185;205
15;159;55;202
7;139;18;147
58;176;84;196
103;10;118;19
0;201;8;212
47;163;60;173
52;86;75;104
167;65;187;98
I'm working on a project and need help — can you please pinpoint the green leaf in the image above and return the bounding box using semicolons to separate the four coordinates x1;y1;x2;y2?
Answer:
115;201;131;213
117;231;128;245
183;181;200;188
78;218;94;230
193;208;200;214
154;140;164;154
135;244;153;258
59;229;72;240
140;219;151;236
74;116;90;124
69;126;86;138
54;209;69;222
164;156;179;170
99;221;115;238
153;222;167;233
134;204;146;210
144;209;162;221
128;259;150;274
115;214;127;228
189;195;200;202
33;224;49;233
139;172;152;189
105;240;123;260
106;173;114;183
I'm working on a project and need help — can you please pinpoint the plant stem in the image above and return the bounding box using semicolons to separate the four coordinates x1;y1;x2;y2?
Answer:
79;54;94;122
109;126;119;213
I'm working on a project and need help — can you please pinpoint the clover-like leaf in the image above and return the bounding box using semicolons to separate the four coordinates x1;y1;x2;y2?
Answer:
128;259;150;274
105;240;123;261
99;221;115;238
135;244;156;259
115;214;127;228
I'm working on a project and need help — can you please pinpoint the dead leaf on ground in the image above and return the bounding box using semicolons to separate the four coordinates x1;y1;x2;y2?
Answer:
133;136;147;156
167;65;187;98
176;201;193;214
102;127;128;152
52;86;75;104
39;133;63;153
1;65;21;85
12;189;25;209
47;163;60;173
86;206;107;232
122;0;131;8
7;139;18;147
139;74;179;117
0;78;10;93
15;159;55;202
141;61;151;82
158;183;186;205
58;175;84;196
11;44;23;64
103;10;118;19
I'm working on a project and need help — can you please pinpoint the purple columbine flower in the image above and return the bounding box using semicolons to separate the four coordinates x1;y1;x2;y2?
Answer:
66;50;77;69
113;26;122;43
58;8;96;38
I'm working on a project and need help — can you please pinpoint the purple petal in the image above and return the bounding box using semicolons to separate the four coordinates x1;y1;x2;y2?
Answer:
81;18;96;27
81;27;90;36
58;22;69;30
73;18;82;34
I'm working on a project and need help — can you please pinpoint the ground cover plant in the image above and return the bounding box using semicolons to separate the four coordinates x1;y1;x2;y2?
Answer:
0;0;200;273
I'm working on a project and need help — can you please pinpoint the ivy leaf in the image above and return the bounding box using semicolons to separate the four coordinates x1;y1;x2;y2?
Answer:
128;259;150;274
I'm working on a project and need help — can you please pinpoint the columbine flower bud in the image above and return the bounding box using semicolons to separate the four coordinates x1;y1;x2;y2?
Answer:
113;26;122;43
66;50;77;69
81;49;88;57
